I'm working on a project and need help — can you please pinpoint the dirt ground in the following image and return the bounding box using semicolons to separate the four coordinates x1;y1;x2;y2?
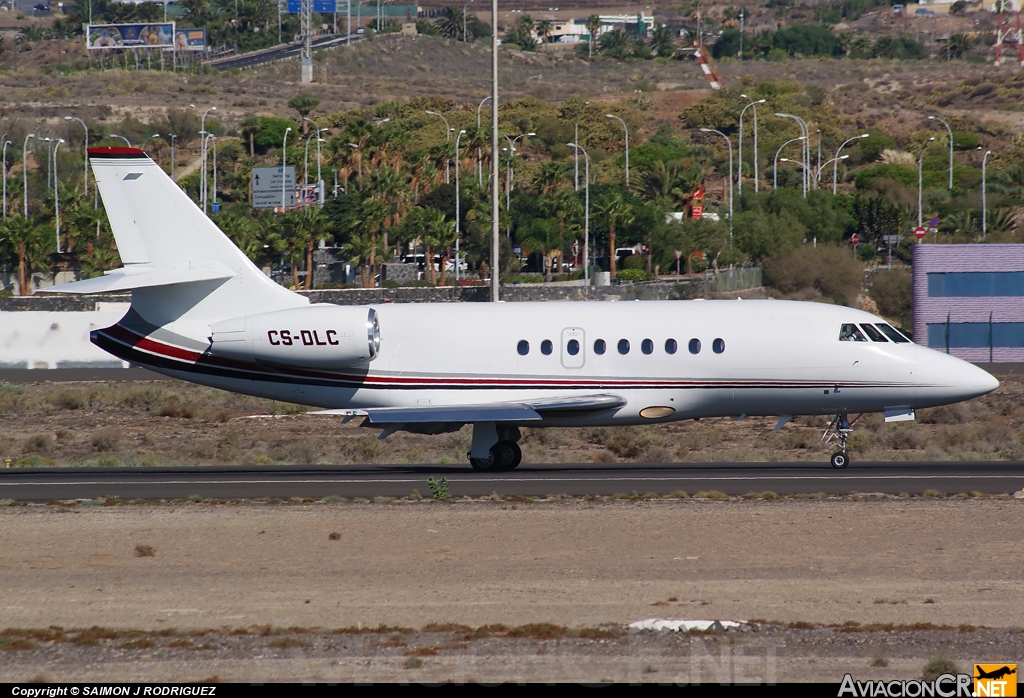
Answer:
1;498;1022;682
2;367;1022;468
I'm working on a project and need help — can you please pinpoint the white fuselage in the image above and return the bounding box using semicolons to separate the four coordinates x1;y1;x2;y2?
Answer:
116;299;998;427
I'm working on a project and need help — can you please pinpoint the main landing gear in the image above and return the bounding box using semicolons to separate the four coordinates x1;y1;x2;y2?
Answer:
468;423;523;472
821;413;861;469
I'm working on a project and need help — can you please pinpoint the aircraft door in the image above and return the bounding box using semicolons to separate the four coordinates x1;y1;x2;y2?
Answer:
561;327;585;369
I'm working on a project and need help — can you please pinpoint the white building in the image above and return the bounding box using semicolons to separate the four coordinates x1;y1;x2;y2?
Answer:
549;13;655;44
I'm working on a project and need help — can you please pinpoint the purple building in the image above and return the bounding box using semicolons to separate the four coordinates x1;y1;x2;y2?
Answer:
913;244;1024;363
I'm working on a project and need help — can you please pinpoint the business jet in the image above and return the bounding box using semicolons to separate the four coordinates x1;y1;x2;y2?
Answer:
44;147;999;471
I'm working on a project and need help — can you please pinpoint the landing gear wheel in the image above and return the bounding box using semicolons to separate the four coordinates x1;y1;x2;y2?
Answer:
831;451;849;469
492;440;521;471
469;452;498;471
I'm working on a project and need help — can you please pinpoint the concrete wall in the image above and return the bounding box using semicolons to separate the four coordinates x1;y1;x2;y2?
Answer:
0;302;131;370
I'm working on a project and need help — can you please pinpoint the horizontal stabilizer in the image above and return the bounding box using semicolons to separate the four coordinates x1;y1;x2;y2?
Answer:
39;263;237;295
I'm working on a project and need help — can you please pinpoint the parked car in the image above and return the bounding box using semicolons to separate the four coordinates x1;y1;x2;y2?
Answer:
33;3;50;11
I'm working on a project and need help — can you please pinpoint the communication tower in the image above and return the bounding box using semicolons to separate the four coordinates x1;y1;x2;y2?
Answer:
994;0;1024;67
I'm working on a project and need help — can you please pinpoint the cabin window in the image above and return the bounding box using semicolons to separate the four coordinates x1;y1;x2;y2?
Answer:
641;339;654;355
567;339;580;356
689;338;701;354
618;339;630;355
839;324;868;342
541;339;553;355
594;339;606;355
713;338;726;354
860;324;889;343
517;340;529;355
665;338;677;354
876;323;911;343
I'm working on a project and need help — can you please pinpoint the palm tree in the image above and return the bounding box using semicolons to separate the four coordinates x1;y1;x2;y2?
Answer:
649;25;676;58
536;19;553;45
585;15;602;59
0;215;49;295
533;161;569;195
240;116;261;159
599;29;631;59
435;6;466;40
593;191;634;279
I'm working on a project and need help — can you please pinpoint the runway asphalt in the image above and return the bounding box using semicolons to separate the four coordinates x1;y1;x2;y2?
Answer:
2;461;1022;501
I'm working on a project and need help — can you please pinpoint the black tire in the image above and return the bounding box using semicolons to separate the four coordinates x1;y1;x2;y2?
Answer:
831;451;849;469
492;441;518;471
469;452;498;471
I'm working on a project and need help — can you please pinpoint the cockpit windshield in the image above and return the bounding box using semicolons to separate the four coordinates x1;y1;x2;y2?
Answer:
839;324;868;342
860;324;889;342
875;323;911;343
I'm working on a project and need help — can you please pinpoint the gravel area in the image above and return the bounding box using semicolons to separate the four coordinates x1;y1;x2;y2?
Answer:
2;498;1022;681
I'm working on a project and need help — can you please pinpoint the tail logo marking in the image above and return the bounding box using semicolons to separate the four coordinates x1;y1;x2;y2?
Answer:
123;172;143;180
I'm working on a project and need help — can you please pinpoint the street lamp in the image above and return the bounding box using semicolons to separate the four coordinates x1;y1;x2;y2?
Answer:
567;142;590;286
23;133;35;217
773;136;805;189
833;134;868;195
738;95;765;194
605;114;629;189
775;113;809;197
503;132;534;205
53;139;64;253
982;149;991;239
141;134;161;149
199;106;217;213
169;134;177;181
63;116;88;196
477;95;492;187
1;138;10;219
425;110;452;183
918;137;936;233
463;0;473;42
818;155;849;187
574;100;589;192
700;128;733;238
928;115;954;190
282;126;292;211
454;129;466;283
209;135;217;211
109;134;131;147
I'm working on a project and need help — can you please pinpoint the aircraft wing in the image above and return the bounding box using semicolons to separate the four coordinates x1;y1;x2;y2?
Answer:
313;394;626;435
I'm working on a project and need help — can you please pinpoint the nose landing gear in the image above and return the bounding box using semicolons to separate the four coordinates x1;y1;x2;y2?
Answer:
821;413;861;469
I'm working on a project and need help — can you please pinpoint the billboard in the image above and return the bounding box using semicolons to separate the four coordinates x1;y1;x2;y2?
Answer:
87;23;175;49
286;0;338;13
174;28;206;52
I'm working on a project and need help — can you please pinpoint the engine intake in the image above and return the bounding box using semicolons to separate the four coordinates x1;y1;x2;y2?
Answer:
209;304;380;369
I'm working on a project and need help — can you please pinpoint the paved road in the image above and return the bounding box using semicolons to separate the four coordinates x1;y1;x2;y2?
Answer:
2;461;1022;501
209;33;359;72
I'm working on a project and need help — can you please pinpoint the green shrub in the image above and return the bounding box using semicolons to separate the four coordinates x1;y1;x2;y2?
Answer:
622;254;644;270
868;269;912;321
762;246;863;305
616;268;652;282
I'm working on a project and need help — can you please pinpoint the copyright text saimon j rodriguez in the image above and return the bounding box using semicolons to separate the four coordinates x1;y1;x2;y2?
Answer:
12;689;216;697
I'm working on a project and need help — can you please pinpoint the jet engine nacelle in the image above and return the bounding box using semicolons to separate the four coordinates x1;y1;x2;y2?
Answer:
209;304;380;369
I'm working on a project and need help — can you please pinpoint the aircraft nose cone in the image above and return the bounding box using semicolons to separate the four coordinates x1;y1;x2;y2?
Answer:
918;351;999;402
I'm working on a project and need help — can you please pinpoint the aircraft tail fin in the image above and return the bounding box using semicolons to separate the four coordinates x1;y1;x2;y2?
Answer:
44;147;305;328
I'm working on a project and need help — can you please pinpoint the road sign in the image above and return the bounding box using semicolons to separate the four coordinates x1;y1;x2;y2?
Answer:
914;226;927;239
691;204;703;218
929;217;940;228
851;233;859;246
252;166;296;209
674;250;683;260
882;235;902;245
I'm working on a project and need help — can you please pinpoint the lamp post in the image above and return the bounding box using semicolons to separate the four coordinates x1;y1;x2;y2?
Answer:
833;133;868;195
737;95;764;194
476;95;491;187
63;116;89;196
53;139;64;252
928;115;954;190
489;0;499;302
775;113;808;197
574;100;589;192
700;128;732;238
209;135;217;211
454;129;466;283
169;134;177;181
463;0;473;41
605;113;629;189
567;143;590;285
1;138;10;219
141;134;161;149
503;132;534;206
425;110;452;183
918;137;936;232
818;155;849;186
109;134;131;146
23;133;35;217
773;136;805;189
282;127;292;211
40;137;54;193
982;149;991;239
198;131;209;211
